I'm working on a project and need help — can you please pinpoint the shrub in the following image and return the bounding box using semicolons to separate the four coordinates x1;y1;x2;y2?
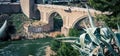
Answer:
50;40;79;56
69;28;80;37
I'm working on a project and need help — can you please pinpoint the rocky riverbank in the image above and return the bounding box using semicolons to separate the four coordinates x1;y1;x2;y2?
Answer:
45;46;56;56
10;33;49;40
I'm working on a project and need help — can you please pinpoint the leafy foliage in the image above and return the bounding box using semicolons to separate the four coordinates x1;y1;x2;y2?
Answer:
57;43;79;56
51;40;61;52
88;0;120;28
55;34;65;37
88;0;120;16
50;39;79;56
95;14;120;29
69;28;80;37
0;13;29;41
9;13;28;33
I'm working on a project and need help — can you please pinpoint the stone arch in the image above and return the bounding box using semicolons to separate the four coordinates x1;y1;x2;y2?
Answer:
33;9;41;20
72;15;88;29
48;11;63;31
48;11;63;21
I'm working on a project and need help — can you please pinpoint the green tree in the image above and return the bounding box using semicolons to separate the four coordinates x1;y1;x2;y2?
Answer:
9;13;28;32
50;40;79;56
69;28;80;37
95;14;120;28
56;34;65;37
89;0;120;28
89;0;120;16
50;40;61;52
57;43;79;56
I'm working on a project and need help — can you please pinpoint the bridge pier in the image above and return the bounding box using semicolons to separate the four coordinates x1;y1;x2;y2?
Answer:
61;27;70;36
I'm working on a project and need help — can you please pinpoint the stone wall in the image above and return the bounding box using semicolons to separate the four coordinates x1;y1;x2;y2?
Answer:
28;23;53;33
0;3;21;14
28;26;42;33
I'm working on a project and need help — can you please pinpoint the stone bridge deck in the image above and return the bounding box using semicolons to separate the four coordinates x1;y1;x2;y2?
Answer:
36;4;101;14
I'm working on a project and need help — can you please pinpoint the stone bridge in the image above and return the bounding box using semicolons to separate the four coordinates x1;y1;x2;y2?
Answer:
20;0;101;36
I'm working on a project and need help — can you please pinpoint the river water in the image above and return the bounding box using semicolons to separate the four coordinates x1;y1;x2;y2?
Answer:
0;38;53;56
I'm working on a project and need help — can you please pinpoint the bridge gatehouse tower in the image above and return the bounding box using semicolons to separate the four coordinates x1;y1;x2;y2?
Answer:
20;0;34;19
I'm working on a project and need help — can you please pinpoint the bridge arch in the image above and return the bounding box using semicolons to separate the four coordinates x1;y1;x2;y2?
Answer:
72;15;88;29
48;11;63;20
33;9;41;20
48;11;63;31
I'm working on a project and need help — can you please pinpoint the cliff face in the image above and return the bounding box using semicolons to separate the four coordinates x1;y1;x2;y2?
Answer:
20;0;34;18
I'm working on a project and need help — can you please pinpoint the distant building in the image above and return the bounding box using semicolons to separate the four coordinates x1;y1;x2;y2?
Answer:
80;0;88;2
33;0;87;4
57;0;67;1
0;0;19;4
11;0;19;3
0;0;21;14
46;0;88;4
0;0;11;4
50;0;86;2
34;0;44;4
0;0;11;2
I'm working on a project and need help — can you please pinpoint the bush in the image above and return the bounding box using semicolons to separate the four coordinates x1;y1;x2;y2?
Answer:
69;28;80;37
50;40;79;56
56;34;65;37
0;13;28;41
57;43;79;56
9;13;28;33
95;14;120;29
50;40;61;52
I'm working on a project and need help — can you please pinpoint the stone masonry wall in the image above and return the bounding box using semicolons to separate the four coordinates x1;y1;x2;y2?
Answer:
0;3;21;14
28;23;53;33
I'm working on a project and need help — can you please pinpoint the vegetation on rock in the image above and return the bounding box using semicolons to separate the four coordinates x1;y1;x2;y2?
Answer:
0;13;29;40
9;13;28;33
